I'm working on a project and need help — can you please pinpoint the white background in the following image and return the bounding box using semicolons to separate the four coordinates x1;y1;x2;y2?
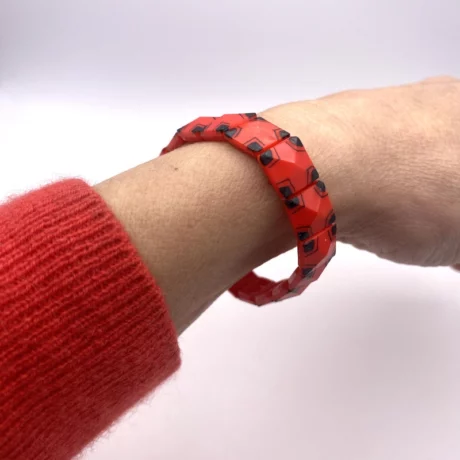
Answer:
1;1;460;459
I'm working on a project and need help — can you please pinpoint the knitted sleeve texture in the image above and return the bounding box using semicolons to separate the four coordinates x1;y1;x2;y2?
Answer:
0;179;181;460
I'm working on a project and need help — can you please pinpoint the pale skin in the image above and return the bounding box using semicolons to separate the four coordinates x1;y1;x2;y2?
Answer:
96;76;460;334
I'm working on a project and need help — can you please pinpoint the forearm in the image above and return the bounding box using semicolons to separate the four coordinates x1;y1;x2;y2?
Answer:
96;141;293;334
95;104;356;334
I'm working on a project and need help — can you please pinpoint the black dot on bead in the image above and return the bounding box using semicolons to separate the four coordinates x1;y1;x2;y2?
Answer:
191;125;205;134
328;213;336;225
316;180;326;193
303;240;315;253
311;168;319;182
279;129;290;139
259;150;273;166
255;116;266;121
245;112;257;118
216;123;230;133
225;128;238;139
331;224;337;236
289;136;303;147
279;186;293;198
297;231;309;241
247;141;263;152
302;267;314;278
285;197;300;209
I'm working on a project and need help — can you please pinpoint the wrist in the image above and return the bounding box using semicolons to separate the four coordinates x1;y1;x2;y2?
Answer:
262;101;360;241
96;103;356;332
96;141;293;333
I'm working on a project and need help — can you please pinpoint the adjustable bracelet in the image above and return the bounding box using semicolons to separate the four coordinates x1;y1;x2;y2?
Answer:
161;113;336;306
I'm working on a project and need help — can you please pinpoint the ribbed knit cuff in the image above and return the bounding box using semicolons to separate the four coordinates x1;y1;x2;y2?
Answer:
0;179;181;460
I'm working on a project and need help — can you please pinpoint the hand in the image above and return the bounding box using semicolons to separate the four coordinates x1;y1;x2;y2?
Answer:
263;76;460;267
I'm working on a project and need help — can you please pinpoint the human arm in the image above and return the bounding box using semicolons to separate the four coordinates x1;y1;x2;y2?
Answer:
1;76;460;459
97;76;460;333
93;117;350;333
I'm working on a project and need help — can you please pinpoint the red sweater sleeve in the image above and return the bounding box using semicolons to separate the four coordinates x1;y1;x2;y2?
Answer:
0;179;181;460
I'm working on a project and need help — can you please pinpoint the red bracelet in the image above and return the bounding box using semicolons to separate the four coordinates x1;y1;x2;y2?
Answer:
161;113;336;306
